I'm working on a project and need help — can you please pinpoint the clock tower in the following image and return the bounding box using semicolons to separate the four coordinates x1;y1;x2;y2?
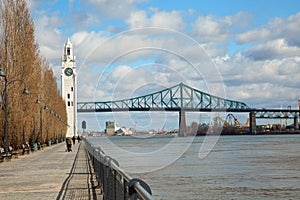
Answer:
61;38;77;138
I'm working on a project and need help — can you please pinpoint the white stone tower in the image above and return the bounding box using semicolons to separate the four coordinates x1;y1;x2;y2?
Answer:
61;38;77;138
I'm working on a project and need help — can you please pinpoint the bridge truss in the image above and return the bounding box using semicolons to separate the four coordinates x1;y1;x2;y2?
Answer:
255;109;299;119
77;83;300;135
77;82;249;113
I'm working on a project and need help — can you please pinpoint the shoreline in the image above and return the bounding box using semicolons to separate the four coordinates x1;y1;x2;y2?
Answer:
85;130;300;138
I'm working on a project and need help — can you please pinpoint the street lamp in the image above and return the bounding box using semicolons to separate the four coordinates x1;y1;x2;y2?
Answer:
0;64;29;156
35;98;69;147
36;99;48;148
35;98;69;144
25;93;41;147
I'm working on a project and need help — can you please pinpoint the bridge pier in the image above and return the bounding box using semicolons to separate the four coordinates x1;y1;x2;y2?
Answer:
178;110;187;137
294;117;299;130
249;111;256;134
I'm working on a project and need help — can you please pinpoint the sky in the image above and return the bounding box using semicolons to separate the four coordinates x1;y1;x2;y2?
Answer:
26;0;300;132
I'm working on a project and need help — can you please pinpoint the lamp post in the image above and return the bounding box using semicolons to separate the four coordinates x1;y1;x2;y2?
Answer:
35;98;69;147
25;93;41;150
0;64;29;155
29;93;41;144
36;99;48;148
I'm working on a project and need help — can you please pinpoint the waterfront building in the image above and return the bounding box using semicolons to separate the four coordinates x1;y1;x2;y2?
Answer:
106;121;116;135
105;121;133;135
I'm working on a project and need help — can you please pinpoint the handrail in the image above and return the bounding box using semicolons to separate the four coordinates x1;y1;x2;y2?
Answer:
83;138;155;200
110;159;131;182
108;159;153;199
134;182;154;200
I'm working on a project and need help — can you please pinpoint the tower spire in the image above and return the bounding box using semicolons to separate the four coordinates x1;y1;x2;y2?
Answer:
62;38;75;62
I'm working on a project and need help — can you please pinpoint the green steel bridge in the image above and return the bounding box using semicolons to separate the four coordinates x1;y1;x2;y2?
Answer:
77;82;300;136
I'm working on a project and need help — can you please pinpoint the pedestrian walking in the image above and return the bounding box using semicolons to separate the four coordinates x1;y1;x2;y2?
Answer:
72;136;76;145
66;138;72;152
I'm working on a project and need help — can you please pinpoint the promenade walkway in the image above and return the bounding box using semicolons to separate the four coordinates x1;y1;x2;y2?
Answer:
0;141;102;200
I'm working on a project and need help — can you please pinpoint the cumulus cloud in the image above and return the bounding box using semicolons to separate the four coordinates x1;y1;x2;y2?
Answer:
237;12;300;44
269;12;300;47
72;27;218;76
83;0;146;19
236;12;300;60
127;10;186;30
69;10;100;30
236;28;270;44
212;11;300;109
191;12;252;44
192;15;231;43
216;51;300;108
34;15;65;60
243;38;300;60
189;12;253;58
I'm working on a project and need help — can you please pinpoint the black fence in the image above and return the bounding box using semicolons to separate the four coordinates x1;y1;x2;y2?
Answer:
84;138;154;200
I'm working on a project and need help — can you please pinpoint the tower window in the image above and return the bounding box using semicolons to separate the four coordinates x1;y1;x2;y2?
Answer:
67;48;71;55
71;101;74;106
68;101;70;106
71;87;73;92
67;94;70;99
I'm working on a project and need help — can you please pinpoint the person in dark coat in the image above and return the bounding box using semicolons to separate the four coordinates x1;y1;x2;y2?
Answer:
72;136;76;145
66;138;72;152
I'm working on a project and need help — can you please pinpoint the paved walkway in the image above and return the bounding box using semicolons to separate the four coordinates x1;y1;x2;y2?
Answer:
0;141;102;200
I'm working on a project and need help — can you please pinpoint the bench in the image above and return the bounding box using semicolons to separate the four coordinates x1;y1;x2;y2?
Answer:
0;147;12;161
21;144;30;155
9;146;19;158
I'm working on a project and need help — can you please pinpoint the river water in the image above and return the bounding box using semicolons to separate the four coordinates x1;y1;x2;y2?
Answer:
87;134;300;199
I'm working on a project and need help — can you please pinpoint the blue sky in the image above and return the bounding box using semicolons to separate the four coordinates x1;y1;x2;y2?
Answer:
27;0;300;131
33;0;300;32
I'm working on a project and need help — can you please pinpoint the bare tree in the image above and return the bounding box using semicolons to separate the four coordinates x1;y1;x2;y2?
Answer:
0;0;67;148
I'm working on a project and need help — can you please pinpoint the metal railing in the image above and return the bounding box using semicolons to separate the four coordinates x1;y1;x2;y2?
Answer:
84;138;155;200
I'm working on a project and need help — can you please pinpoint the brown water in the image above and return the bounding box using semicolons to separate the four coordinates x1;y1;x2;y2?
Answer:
89;134;300;199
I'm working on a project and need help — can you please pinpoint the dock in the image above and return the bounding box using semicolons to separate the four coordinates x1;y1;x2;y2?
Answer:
0;141;102;200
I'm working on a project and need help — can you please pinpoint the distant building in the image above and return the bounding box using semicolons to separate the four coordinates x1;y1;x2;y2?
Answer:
105;121;133;135
115;127;133;135
105;121;116;135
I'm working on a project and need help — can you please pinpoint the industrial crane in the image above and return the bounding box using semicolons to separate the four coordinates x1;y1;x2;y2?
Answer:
225;114;250;129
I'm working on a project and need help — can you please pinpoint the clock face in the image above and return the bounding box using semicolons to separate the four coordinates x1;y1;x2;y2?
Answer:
64;67;73;76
